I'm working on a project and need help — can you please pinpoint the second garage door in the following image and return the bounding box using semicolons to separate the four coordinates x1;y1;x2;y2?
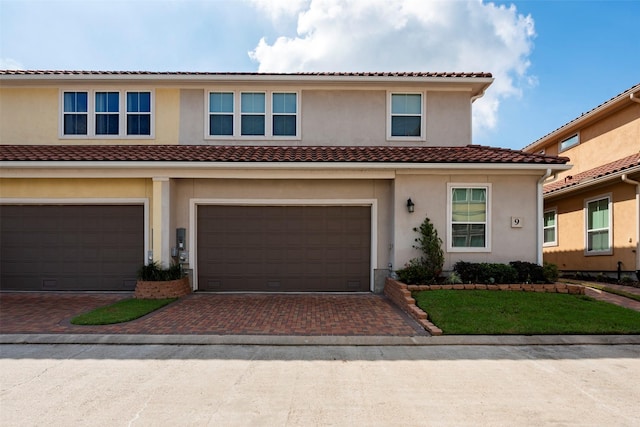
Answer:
197;205;371;292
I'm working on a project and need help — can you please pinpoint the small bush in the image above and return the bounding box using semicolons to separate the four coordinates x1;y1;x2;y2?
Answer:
543;262;559;283
453;261;518;284
509;261;545;284
396;216;444;284
445;271;462;284
137;261;184;281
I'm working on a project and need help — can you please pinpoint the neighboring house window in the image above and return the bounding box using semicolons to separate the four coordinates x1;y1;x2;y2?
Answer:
95;92;120;135
559;133;579;151
126;92;151;135
209;92;234;136
241;92;265;136
272;92;297;136
390;93;423;138
60;90;153;138
585;195;612;254
447;184;491;252
63;91;88;135
543;209;557;246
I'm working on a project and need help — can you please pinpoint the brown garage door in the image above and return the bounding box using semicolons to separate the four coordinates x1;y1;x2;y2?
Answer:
197;205;371;292
0;205;144;291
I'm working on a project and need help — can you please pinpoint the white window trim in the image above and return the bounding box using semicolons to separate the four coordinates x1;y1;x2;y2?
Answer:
59;89;155;139
446;183;492;253
205;90;301;140
559;132;580;152
386;91;426;142
543;207;558;247
584;193;613;256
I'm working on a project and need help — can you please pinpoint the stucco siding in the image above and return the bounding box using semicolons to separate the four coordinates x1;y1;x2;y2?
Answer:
426;91;471;146
544;181;638;272
0;88;58;144
394;172;540;272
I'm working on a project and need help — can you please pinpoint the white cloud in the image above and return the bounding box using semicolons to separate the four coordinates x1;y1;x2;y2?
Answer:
248;0;310;21
0;58;24;70
249;0;536;141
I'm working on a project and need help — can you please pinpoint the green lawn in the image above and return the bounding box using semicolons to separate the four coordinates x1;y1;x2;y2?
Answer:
71;298;177;325
413;290;640;335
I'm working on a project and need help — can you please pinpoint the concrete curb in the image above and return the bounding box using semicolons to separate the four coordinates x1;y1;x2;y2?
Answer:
2;334;639;346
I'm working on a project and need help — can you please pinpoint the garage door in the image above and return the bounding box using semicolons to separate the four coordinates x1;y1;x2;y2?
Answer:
0;205;144;291
197;205;371;292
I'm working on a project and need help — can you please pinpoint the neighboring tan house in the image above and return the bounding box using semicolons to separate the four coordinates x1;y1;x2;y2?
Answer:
0;70;569;293
523;83;640;280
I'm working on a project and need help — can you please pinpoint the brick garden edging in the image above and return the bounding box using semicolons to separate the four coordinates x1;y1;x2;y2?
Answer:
384;278;585;336
134;277;192;299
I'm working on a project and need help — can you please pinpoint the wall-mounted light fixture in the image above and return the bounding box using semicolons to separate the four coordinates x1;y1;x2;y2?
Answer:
406;198;415;213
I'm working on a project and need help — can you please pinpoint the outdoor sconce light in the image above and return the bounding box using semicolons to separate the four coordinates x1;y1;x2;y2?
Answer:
406;198;415;213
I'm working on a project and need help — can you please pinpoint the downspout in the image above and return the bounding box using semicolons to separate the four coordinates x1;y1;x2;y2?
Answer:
622;174;640;278
537;169;553;265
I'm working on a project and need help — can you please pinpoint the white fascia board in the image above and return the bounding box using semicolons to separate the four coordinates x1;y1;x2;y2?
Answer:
0;160;570;172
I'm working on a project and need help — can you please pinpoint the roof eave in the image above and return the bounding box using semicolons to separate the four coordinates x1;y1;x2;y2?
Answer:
544;164;640;198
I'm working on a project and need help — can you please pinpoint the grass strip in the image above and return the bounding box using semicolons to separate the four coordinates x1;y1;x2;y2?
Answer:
71;298;177;325
413;290;640;335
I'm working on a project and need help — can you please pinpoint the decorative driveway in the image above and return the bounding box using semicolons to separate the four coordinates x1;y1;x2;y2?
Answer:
0;292;427;336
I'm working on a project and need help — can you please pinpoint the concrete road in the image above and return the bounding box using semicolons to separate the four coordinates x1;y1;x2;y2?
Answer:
1;344;638;426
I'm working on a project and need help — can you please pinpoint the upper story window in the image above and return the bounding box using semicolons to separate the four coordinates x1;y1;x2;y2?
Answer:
126;92;151;135
559;133;579;151
63;92;88;135
543;208;557;247
389;93;424;140
60;90;153;138
585;195;612;255
241;92;266;136
207;90;299;139
447;184;491;252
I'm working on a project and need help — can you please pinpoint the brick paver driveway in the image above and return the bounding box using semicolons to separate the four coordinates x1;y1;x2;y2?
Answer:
0;292;427;336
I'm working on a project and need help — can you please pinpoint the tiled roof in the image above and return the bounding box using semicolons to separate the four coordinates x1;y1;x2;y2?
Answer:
0;144;568;165
0;70;492;78
544;152;640;195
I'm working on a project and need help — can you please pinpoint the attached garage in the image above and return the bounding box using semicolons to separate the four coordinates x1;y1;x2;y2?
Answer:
197;205;371;292
0;204;144;291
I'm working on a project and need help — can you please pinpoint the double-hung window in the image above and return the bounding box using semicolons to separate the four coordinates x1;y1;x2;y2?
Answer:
448;184;491;251
207;90;299;138
126;92;151;135
241;92;266;136
209;92;234;136
390;93;423;138
61;90;153;138
95;92;119;135
585;195;611;254
63;92;88;135
272;92;297;136
543;209;557;246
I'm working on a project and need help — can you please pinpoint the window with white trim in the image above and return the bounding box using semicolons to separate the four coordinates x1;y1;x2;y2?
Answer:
63;91;88;135
559;133;579;151
389;93;423;139
207;90;299;138
60;90;153;138
447;184;491;251
543;208;557;246
585;195;611;254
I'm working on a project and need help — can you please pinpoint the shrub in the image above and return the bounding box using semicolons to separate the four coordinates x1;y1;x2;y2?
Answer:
509;261;545;284
543;262;559;283
395;216;444;284
137;261;185;281
453;261;518;284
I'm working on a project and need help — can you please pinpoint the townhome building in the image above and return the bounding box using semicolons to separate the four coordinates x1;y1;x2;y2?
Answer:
0;70;569;293
523;83;640;280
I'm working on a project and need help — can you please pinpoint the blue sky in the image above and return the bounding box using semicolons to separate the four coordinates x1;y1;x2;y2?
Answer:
1;0;638;150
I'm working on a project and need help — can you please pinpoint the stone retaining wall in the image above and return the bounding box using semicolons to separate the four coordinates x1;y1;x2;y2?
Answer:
134;277;192;299
384;278;585;336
